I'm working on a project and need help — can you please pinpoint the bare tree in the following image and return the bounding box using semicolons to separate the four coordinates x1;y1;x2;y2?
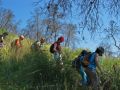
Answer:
43;18;62;42
23;8;45;40
99;41;113;56
104;20;120;50
101;20;120;57
0;8;13;28
0;7;19;33
62;23;77;47
34;0;120;34
46;2;64;41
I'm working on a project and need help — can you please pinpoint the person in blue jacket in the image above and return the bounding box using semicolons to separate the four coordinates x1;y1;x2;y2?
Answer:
85;47;104;90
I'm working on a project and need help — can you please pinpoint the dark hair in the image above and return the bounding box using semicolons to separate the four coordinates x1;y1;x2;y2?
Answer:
3;32;8;35
81;50;88;55
2;32;8;38
95;47;104;56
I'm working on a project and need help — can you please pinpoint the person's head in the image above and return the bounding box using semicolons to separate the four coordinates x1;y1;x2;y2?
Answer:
0;32;8;41
2;32;8;37
81;50;88;55
40;37;45;43
0;36;3;42
19;35;24;40
57;36;64;43
95;47;104;56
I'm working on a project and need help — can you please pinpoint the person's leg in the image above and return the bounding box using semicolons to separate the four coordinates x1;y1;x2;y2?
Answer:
53;52;63;69
59;54;63;65
79;66;88;85
91;71;99;90
54;52;63;63
54;52;59;61
85;68;99;90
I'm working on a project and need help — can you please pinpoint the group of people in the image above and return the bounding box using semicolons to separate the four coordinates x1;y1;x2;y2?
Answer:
0;33;65;67
0;32;24;51
49;36;105;90
0;32;45;53
0;32;104;89
0;32;64;61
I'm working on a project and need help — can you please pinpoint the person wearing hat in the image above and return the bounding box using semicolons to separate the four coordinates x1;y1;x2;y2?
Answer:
39;37;45;48
0;36;4;48
31;37;45;51
50;36;64;66
84;47;104;90
0;32;8;48
11;35;24;53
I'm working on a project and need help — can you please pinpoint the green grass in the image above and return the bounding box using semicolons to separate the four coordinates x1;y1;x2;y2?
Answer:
0;34;120;90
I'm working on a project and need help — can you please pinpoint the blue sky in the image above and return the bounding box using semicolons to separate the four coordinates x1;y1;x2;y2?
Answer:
2;0;36;27
1;0;105;52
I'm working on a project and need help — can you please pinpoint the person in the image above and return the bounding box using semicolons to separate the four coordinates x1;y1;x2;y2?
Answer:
84;47;104;90
79;50;90;86
1;32;8;39
50;36;64;66
0;36;4;48
0;32;8;48
11;35;24;53
31;37;45;51
72;50;90;86
39;37;45;49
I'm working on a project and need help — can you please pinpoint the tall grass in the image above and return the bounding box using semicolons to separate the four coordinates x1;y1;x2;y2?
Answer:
0;34;120;90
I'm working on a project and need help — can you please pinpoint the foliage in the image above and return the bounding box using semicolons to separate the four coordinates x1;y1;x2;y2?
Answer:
0;34;120;90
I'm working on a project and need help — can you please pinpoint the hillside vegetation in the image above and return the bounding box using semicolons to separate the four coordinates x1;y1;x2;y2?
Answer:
0;33;120;90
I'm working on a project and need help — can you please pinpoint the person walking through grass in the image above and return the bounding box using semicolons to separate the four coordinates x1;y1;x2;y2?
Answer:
50;36;64;66
11;35;24;53
31;37;45;51
0;32;8;48
85;47;104;90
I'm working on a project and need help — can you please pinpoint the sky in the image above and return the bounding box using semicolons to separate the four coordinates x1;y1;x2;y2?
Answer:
1;0;36;27
1;0;104;52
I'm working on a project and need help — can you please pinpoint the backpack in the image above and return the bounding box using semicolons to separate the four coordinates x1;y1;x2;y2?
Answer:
72;56;81;70
72;50;91;69
50;43;55;53
81;52;92;67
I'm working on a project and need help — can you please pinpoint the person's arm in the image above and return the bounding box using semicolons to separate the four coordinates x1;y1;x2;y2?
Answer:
36;41;40;48
95;54;102;73
53;43;57;52
15;39;21;47
58;45;62;54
